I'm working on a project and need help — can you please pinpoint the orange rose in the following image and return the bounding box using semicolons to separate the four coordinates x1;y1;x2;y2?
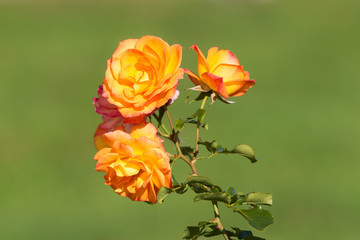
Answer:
94;122;172;203
185;45;255;100
103;35;183;122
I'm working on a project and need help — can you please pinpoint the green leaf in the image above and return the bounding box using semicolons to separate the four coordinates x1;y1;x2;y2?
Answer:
182;222;221;239
173;183;189;194
183;226;201;239
199;141;258;163
234;206;274;231
186;176;214;187
172;175;180;185
211;185;223;193
198;140;224;153
156;186;173;204
202;223;222;237
233;144;258;163
188;183;211;193
188;109;206;123
201;122;209;130
190;91;211;104
180;146;195;159
186;176;214;194
237;192;273;206
225;187;237;196
176;118;185;131
194;192;231;204
196;109;206;123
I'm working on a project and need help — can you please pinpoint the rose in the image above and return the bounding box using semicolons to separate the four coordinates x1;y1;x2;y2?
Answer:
94;122;172;203
185;44;255;100
102;35;183;122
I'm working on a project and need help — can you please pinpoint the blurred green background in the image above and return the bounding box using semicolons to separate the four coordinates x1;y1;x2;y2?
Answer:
1;0;359;239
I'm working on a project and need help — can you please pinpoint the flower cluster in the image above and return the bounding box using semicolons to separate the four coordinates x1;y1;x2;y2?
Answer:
93;35;254;203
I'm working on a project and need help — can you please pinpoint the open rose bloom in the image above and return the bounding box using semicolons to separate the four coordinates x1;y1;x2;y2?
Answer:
102;35;184;122
185;45;255;100
94;122;172;203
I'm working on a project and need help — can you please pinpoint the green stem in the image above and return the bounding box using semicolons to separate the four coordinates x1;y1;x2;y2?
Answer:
157;129;171;139
212;201;231;240
153;114;171;135
164;106;198;175
194;95;209;160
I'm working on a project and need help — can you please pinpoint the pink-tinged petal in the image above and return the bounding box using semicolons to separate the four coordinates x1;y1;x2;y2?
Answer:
165;44;182;75
95;153;119;172
123;114;146;124
208;49;240;73
99;117;124;129
167;89;179;105
200;72;229;99
112;39;138;58
190;45;209;76
94;85;123;118
212;64;247;83
184;69;201;85
225;79;255;97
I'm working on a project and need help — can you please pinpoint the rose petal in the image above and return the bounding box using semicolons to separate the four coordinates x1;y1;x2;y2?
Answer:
208;49;240;73
190;44;209;76
200;72;229;99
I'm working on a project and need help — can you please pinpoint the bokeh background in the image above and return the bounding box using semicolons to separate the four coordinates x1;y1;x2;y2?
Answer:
1;0;359;239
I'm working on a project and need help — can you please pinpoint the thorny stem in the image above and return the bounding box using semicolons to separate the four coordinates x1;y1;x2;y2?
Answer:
193;95;209;160
164;96;231;240
164;106;198;175
212;201;232;240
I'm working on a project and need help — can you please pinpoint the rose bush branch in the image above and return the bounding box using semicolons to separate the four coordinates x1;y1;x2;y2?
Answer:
194;94;209;160
92;35;273;240
164;106;198;176
212;201;232;240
